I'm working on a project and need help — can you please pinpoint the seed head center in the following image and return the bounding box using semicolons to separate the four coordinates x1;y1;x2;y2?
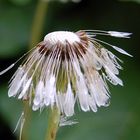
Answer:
44;31;80;45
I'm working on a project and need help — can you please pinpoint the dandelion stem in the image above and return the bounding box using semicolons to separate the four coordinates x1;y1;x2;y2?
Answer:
22;101;31;140
29;0;48;49
45;106;60;140
22;0;48;140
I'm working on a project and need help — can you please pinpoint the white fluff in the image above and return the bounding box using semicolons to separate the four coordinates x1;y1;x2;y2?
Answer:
108;31;132;38
7;30;131;118
18;77;32;99
112;46;132;57
33;81;44;106
63;83;75;116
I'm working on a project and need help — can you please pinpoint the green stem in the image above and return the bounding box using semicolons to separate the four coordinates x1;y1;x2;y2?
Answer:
21;101;31;140
22;0;48;139
29;0;48;49
46;106;61;140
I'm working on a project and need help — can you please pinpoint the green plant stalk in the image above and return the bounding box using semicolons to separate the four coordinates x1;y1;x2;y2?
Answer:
22;0;48;140
29;0;48;49
21;101;31;140
46;106;60;140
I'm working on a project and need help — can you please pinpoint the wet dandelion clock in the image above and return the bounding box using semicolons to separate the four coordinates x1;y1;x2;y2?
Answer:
0;30;132;118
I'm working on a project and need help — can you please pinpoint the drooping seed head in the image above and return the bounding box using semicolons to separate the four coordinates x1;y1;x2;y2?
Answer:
4;29;132;117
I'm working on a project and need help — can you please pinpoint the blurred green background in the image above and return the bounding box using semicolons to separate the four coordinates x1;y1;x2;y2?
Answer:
0;0;140;140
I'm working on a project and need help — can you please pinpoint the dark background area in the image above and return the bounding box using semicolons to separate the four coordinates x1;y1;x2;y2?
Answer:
0;0;140;140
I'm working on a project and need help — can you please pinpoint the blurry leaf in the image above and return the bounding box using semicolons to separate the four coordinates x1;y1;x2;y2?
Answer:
0;85;22;132
0;3;32;58
9;0;32;6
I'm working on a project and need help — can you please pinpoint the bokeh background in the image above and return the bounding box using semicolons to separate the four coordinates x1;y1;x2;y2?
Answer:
0;0;140;140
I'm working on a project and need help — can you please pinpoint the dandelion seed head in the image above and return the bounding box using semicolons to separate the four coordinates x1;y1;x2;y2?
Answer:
2;29;132;118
